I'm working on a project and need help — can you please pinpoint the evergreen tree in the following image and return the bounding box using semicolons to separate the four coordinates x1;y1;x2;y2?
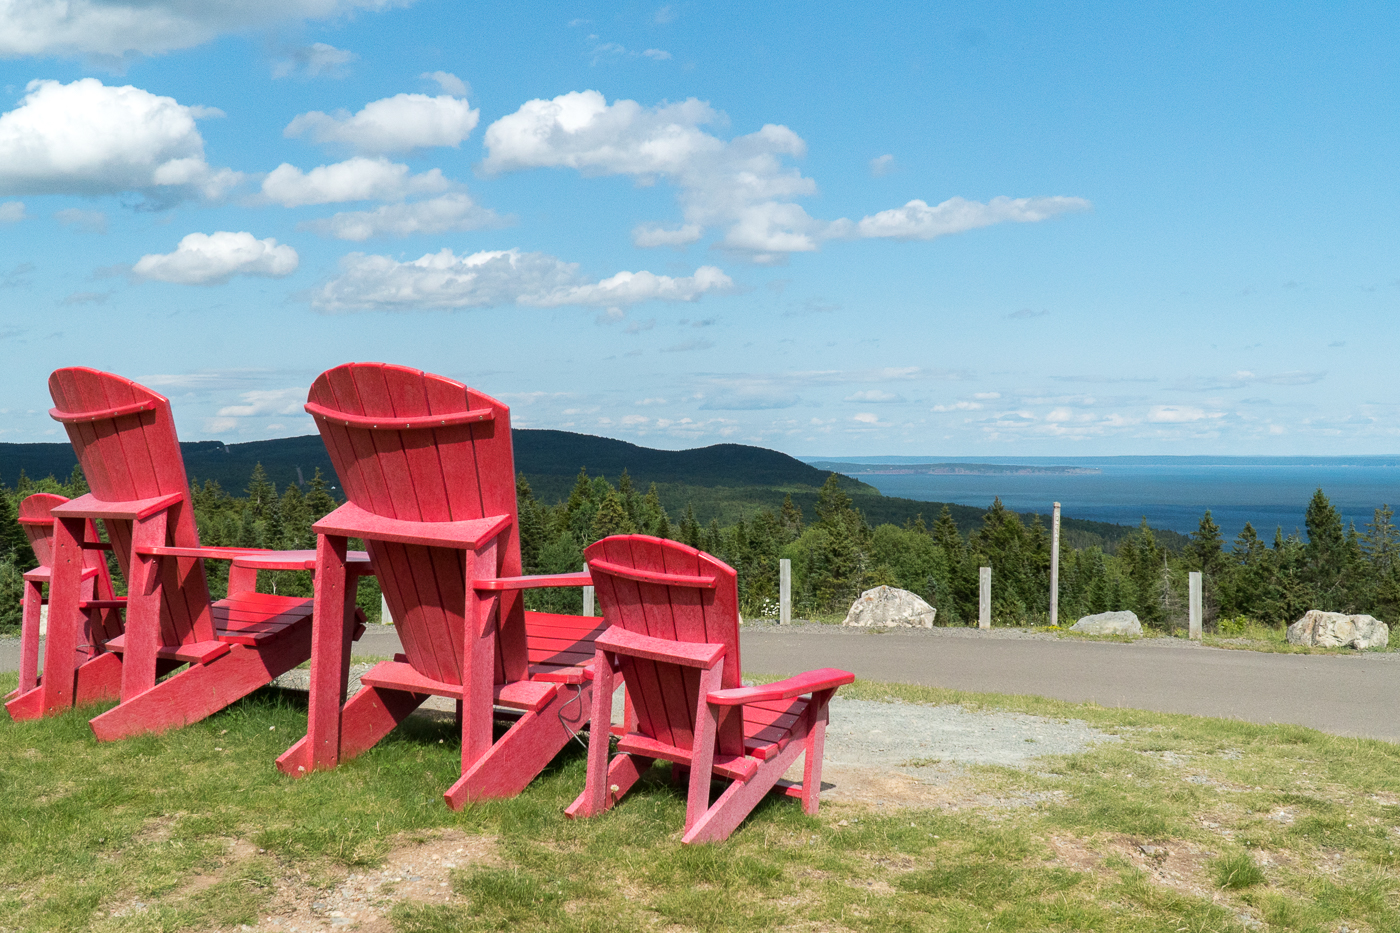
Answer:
279;482;312;549
807;475;866;611
1303;488;1348;610
1363;505;1400;620
515;474;548;573
639;483;668;536
703;518;723;556
618;469;640;527
0;491;31;569
245;463;275;519
67;464;89;496
305;468;337;519
778;494;804;542
590;489;635;540
679;505;702;548
563;468;600;542
1186;510;1226;577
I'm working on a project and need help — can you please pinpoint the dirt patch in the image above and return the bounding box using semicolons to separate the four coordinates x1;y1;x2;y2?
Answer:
817;763;1069;812
240;830;496;932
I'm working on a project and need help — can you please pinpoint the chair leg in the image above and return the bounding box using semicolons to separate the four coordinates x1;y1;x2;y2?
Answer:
90;623;311;742
278;684;425;776
681;729;809;845
14;579;43;696
683;662;724;838
566;650;616;818
73;652;122;705
41;517;87;714
566;753;655;818
444;680;588;808
800;689;835;816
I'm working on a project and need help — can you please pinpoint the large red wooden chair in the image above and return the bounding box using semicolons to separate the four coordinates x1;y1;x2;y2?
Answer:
566;536;854;843
276;363;604;808
5;493;125;719
45;367;367;739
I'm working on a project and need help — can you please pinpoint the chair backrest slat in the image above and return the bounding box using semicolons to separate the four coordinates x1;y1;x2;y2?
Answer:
49;368;213;646
17;494;111;591
584;535;743;755
307;363;526;687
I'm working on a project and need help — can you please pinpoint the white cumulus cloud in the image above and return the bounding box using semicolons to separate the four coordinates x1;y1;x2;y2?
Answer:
1148;405;1222;423
0;0;407;59
312;247;731;312
856;196;1091;240
271;42;357;79
133;231;298;285
261;157;449;206
421;71;468;96
0;200;25;222
0;79;238;200
284;92;479;154
631;222;702;247
482;89;1088;260
300;192;503;240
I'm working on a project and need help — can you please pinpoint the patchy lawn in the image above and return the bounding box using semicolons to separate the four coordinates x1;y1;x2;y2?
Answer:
2;672;1399;932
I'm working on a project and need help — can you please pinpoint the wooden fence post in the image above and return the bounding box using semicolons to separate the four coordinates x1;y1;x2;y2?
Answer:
779;558;791;625
582;564;595;617
979;566;992;630
1050;502;1061;627
380;594;391;626
1189;571;1202;640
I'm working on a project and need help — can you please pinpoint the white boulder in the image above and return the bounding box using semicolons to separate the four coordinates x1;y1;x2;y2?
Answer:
1071;610;1142;637
1287;610;1389;649
843;586;936;628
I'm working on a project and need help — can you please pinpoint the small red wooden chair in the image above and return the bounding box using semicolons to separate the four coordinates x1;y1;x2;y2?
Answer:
45;367;367;739
276;363;604;808
566;535;854;843
5;493;125;719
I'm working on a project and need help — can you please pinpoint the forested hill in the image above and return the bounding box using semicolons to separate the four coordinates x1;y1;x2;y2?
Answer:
0;432;1186;552
0;432;867;499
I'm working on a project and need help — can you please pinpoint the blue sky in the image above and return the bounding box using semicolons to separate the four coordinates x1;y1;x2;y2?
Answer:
0;1;1396;456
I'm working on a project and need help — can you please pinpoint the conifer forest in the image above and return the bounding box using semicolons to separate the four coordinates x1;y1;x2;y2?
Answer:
1;463;1396;633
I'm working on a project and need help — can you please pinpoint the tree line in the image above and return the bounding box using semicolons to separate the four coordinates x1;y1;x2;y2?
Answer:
1;464;1396;633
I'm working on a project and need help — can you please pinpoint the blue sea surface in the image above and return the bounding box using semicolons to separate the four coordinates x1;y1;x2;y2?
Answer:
801;456;1400;540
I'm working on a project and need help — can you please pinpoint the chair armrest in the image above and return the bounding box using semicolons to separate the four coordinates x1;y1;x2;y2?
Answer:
135;545;270;562
596;625;725;669
706;668;855;707
475;571;592;591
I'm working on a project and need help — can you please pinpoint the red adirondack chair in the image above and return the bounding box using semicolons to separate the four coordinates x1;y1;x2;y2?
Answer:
45;367;367;739
276;363;604;808
4;493;125;719
566;535;854;843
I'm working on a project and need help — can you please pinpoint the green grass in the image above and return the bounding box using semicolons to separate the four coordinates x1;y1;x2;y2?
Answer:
4;670;1400;932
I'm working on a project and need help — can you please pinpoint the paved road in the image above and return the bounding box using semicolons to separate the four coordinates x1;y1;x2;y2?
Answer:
7;626;1398;742
741;627;1400;743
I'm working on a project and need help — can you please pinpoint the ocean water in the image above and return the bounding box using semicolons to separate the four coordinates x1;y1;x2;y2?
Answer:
803;456;1400;540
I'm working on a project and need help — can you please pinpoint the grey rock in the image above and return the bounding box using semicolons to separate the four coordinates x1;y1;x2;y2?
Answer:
1070;611;1142;637
1286;610;1389;649
842;586;936;628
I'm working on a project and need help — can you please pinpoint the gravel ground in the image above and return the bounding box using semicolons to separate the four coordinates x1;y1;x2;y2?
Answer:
823;697;1117;772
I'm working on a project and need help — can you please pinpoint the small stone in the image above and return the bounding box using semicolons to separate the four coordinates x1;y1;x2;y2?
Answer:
1139;844;1167;858
1071;611;1141;636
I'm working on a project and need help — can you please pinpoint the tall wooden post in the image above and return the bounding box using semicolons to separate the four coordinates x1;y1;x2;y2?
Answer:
380;593;392;626
1050;502;1061;627
979;566;992;630
1189;571;1202;640
779;558;792;625
583;563;595;618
